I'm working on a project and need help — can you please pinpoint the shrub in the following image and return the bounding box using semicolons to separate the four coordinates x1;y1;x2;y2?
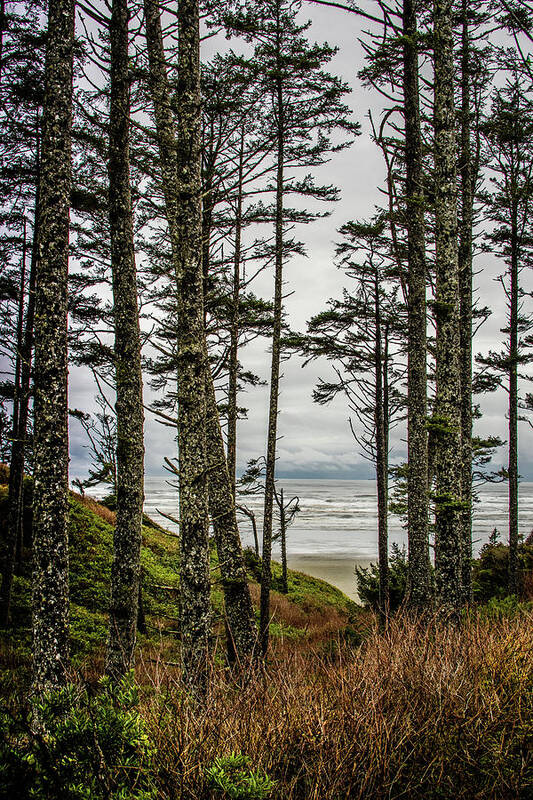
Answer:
206;752;276;799
0;673;156;800
355;543;409;611
476;594;533;620
472;539;533;602
145;613;533;800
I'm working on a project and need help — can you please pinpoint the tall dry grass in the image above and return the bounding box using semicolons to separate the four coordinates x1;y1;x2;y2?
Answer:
139;612;533;800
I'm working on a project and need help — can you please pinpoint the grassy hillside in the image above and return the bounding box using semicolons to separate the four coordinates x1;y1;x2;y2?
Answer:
0;482;359;674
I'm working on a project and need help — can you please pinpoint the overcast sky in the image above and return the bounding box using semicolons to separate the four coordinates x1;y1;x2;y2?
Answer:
68;1;533;482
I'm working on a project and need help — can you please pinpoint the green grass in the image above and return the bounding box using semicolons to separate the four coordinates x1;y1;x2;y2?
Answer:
0;486;356;671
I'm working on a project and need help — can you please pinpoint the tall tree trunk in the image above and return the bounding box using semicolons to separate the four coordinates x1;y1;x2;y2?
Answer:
105;0;145;680
509;203;519;596
260;70;284;656
32;0;74;693
402;0;432;607
227;130;245;498
1;218;26;624
202;170;214;327
433;0;462;609
458;0;474;604
374;274;389;620
143;0;257;665
174;0;210;685
1;201;38;625
205;379;257;661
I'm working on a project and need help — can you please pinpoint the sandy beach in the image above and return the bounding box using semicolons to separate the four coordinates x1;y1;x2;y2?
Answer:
287;555;373;601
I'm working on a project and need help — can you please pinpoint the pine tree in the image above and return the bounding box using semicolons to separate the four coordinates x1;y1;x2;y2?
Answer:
225;0;358;654
143;0;257;671
294;215;405;619
402;0;433;607
478;67;533;596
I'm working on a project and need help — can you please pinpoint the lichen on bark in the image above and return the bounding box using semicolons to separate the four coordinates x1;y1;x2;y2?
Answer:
31;0;75;694
105;0;145;680
433;0;463;610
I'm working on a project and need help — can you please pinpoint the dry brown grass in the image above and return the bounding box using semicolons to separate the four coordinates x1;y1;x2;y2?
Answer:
138;611;533;800
248;584;350;648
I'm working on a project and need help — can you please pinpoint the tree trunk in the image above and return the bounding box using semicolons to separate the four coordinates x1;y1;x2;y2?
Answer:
173;0;211;686
509;204;519;596
278;488;288;595
1;203;38;625
1;218;27;624
105;0;145;680
31;0;74;694
433;0;462;609
458;0;474;604
143;0;257;666
227;130;245;498
205;378;258;661
374;274;389;620
260;71;284;657
402;0;432;607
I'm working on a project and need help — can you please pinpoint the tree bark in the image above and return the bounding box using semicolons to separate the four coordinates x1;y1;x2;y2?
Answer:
458;0;474;604
105;0;145;680
173;0;211;686
402;0;432;607
1;203;38;626
31;0;74;693
433;0;463;609
509;202;519;596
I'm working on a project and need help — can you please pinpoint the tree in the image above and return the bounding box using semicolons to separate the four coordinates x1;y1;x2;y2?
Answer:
402;0;433;607
0;0;44;626
143;0;257;672
31;0;75;693
478;68;533;596
225;0;358;654
105;0;145;680
70;397;118;494
432;0;463;609
273;485;299;594
294;215;405;619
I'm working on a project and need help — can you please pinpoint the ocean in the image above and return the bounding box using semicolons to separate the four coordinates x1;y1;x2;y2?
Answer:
129;477;531;599
140;477;531;556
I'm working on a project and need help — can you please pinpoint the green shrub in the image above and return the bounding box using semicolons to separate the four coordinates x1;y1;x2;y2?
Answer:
472;537;533;602
476;594;533;620
206;752;275;799
0;673;156;800
355;543;409;611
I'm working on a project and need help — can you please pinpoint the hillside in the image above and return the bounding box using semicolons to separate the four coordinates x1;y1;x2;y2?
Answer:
0;482;359;675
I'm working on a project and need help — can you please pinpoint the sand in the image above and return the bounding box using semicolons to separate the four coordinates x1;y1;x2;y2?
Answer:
287;554;374;602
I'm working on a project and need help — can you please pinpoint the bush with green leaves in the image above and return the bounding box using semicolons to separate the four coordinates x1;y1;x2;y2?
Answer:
0;673;156;800
472;532;533;602
475;594;533;620
206;752;275;799
355;543;410;612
